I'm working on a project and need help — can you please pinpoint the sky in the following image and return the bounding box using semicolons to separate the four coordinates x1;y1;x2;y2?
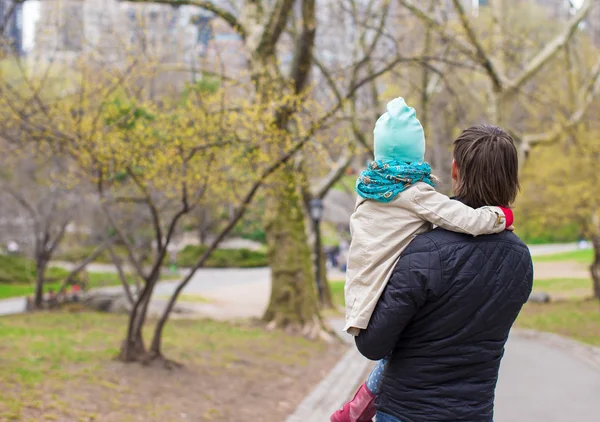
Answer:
22;1;40;52
20;0;586;52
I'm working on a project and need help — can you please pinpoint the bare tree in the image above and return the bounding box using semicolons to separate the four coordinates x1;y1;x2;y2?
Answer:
0;143;107;307
397;0;600;159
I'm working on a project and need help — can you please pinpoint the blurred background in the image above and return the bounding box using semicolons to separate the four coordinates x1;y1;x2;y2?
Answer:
0;1;599;421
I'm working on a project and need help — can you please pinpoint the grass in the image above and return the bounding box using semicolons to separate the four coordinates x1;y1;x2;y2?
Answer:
160;294;210;304
332;174;357;193
0;255;70;284
330;280;345;308
533;278;592;297
0;311;331;421
517;300;600;347
0;272;176;300
532;249;593;264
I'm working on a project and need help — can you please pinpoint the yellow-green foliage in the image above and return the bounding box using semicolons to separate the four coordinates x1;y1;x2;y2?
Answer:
518;130;600;241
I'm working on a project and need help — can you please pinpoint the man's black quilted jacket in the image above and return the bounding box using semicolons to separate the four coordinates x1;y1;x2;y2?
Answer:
356;228;533;422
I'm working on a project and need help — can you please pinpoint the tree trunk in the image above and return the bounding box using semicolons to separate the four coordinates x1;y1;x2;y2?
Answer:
263;166;321;334
34;258;47;308
591;236;600;302
118;291;146;362
117;273;160;362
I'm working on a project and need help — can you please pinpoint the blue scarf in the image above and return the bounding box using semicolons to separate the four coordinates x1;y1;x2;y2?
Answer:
356;160;435;203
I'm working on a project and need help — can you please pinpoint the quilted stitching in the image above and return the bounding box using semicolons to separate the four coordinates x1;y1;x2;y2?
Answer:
355;229;534;422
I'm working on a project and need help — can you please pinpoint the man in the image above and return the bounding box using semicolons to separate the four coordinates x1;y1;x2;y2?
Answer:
356;125;534;422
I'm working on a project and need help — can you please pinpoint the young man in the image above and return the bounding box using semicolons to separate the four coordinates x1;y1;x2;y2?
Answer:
355;125;533;422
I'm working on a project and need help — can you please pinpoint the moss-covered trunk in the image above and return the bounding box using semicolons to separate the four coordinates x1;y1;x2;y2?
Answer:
263;166;321;333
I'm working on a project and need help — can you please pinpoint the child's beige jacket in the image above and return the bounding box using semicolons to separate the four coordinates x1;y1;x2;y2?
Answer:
344;182;507;336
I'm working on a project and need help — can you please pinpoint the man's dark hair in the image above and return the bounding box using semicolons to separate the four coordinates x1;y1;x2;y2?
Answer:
453;125;520;208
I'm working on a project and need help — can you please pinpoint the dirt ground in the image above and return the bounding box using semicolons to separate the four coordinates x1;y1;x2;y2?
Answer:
15;348;343;422
0;312;346;422
533;261;589;280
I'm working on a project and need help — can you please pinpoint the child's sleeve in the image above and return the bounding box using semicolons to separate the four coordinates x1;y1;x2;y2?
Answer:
409;184;513;236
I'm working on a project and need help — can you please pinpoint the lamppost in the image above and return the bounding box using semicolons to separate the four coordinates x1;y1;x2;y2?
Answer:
309;198;324;303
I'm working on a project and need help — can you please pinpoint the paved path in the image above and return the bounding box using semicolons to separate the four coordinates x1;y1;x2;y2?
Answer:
527;242;582;257
289;328;600;422
495;330;600;422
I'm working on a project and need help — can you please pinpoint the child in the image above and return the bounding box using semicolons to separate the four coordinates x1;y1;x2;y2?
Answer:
330;98;513;422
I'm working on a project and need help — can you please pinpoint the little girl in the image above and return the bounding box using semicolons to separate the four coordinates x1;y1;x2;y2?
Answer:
331;98;513;422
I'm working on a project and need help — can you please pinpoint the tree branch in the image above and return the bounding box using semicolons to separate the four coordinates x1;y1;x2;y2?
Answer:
256;0;296;58
122;0;247;39
98;200;147;281
396;0;478;60
524;56;600;148
503;0;592;97
58;240;112;295
126;167;164;252
451;0;504;91
289;0;316;94
107;242;136;304
311;147;355;199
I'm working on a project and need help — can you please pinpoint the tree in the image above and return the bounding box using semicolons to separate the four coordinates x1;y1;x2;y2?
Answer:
519;129;600;304
125;0;438;334
397;0;600;161
1;36;355;359
0;142;107;307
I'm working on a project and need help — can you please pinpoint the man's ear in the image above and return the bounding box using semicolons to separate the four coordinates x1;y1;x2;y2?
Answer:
451;159;459;182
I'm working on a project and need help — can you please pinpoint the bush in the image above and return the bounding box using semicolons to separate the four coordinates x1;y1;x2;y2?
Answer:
0;255;69;284
516;221;581;245
55;245;130;265
175;245;268;268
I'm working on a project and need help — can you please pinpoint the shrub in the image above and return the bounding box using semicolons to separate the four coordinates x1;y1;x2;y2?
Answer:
0;255;69;284
175;245;267;268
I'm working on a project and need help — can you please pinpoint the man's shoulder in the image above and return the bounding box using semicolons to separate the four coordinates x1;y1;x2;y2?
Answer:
405;228;530;256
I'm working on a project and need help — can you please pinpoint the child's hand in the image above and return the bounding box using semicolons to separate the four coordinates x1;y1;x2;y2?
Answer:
506;225;515;231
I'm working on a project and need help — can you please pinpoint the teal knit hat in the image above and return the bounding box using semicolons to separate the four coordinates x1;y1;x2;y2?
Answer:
373;97;425;163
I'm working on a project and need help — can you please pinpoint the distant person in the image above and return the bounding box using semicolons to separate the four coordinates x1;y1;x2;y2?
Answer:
46;289;58;309
331;244;340;269
332;122;533;422
71;283;82;302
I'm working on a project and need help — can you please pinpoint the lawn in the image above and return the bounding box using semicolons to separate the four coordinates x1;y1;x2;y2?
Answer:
532;249;593;264
159;293;210;304
0;254;179;300
0;311;344;421
330;280;345;308
0;272;142;300
332;174;357;193
517;300;600;347
532;278;593;299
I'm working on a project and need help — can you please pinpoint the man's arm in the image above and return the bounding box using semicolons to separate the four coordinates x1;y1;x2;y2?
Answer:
355;237;441;360
410;184;514;236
